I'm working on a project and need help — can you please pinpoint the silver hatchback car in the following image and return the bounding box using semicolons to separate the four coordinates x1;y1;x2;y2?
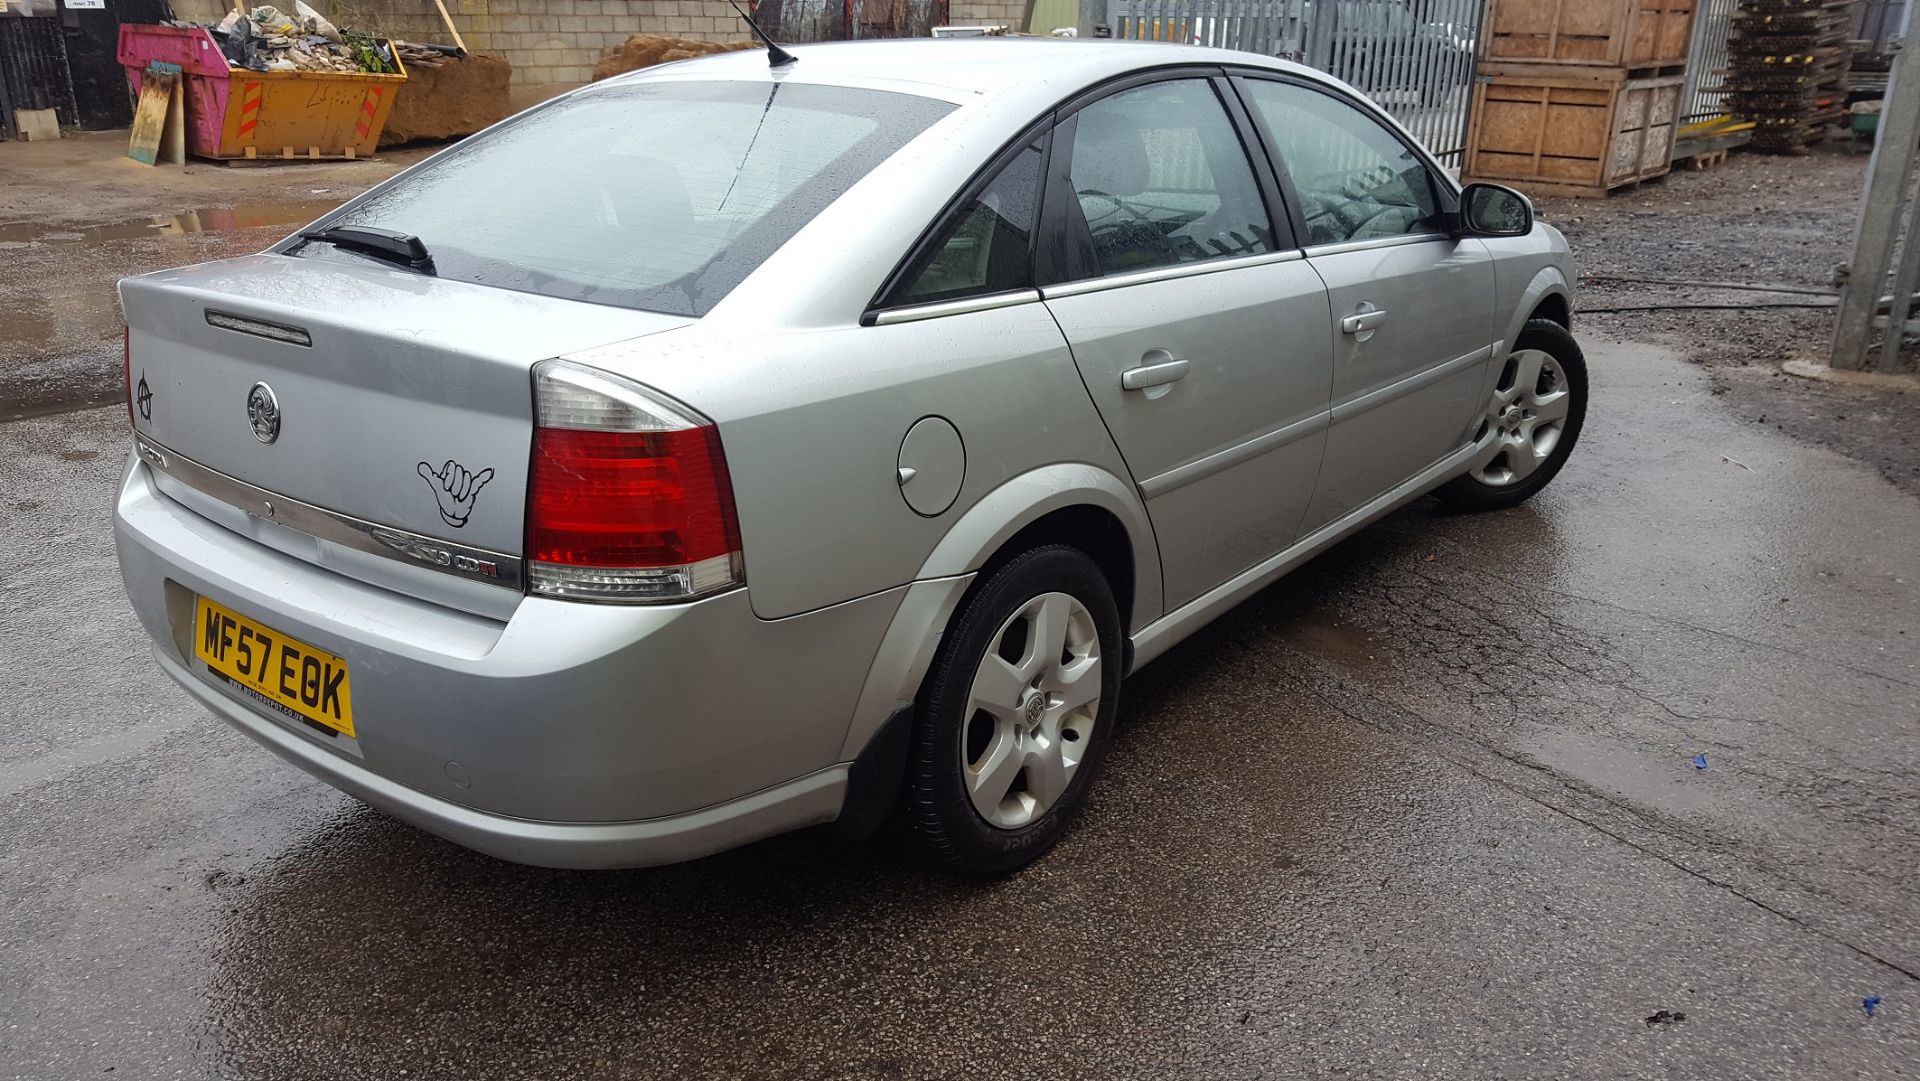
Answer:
115;39;1583;874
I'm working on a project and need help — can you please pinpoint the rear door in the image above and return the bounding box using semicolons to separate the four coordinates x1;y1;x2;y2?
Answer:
1039;73;1335;611
1234;74;1496;532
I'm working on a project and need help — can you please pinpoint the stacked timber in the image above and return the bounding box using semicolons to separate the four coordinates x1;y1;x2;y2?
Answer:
1726;0;1851;153
1463;0;1697;198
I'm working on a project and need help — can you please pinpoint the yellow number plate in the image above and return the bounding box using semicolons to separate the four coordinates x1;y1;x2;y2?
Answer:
193;595;355;738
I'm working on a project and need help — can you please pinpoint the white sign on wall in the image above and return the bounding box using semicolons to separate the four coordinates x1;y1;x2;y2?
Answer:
65;0;108;8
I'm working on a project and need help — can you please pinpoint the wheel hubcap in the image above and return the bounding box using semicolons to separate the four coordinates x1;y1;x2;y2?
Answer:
962;592;1102;830
1469;348;1571;488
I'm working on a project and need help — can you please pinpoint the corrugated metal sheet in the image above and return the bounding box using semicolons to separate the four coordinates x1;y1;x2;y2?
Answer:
0;16;80;132
66;0;176;130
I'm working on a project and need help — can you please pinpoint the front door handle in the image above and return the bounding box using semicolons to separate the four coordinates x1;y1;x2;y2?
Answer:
1341;306;1389;338
1121;357;1190;391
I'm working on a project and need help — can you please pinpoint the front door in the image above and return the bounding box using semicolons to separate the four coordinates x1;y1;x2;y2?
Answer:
1041;76;1335;611
1236;76;1496;532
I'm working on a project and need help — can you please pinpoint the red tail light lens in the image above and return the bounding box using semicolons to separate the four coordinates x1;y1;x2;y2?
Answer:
123;328;134;427
526;361;743;603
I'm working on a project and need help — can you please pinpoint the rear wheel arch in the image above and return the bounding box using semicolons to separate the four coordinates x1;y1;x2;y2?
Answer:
969;505;1136;636
835;468;1157;784
915;463;1159;633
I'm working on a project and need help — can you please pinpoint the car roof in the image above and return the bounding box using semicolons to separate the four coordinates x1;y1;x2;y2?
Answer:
600;37;1325;107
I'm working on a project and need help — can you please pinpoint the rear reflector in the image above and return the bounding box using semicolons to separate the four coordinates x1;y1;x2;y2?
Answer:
527;361;743;603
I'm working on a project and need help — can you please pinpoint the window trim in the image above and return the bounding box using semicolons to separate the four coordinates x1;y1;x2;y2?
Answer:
858;63;1456;325
1040;68;1300;288
1039;247;1305;301
868;288;1042;326
862;121;1055;326
1225;70;1460;254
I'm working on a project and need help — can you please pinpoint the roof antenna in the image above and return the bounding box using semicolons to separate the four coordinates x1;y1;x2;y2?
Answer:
727;0;797;67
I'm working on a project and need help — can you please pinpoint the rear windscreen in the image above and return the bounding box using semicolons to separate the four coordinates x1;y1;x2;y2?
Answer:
300;80;954;317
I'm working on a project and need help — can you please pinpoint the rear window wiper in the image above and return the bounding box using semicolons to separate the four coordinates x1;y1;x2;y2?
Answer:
298;225;437;275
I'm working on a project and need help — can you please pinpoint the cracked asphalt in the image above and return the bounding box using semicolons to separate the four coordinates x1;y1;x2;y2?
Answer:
3;329;1917;1078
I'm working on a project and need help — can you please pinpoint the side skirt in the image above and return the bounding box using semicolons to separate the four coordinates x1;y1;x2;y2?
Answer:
1128;434;1488;671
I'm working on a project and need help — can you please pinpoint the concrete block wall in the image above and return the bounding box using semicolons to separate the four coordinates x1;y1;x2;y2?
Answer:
168;0;1029;87
947;0;1027;30
171;0;756;86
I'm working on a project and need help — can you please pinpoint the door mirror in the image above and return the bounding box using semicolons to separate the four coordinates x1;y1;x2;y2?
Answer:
1459;183;1534;237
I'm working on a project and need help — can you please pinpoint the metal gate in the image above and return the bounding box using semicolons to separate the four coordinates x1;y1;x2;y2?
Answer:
1679;0;1735;125
1107;0;1482;166
756;0;948;42
1853;0;1909;97
1109;0;1309;55
1857;0;1910;52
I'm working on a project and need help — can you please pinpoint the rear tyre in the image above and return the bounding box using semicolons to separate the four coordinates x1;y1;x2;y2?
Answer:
1436;318;1588;512
905;546;1122;876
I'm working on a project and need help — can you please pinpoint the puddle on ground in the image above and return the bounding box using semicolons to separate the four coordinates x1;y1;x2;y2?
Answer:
1274;614;1384;673
0;297;57;348
0;199;340;248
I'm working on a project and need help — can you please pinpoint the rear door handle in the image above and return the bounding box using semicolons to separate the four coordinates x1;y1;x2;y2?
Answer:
1341;308;1389;335
1121;357;1190;391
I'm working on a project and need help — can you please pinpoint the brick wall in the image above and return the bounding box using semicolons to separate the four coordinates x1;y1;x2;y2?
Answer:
167;0;1031;86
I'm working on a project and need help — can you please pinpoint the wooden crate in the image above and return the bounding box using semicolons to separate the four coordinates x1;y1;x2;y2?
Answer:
1463;69;1685;198
1481;0;1697;69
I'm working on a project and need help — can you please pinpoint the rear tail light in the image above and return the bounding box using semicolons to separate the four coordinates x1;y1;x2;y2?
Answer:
123;328;133;427
526;360;743;603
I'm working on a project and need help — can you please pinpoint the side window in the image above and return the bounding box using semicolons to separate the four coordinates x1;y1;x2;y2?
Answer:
1239;79;1442;246
1065;79;1275;278
898;137;1045;304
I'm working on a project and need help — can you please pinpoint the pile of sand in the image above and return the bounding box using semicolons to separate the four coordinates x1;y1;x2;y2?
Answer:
591;35;759;81
380;53;514;147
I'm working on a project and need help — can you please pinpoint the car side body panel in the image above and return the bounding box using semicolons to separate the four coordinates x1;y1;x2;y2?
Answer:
564;302;1142;622
1300;236;1497;531
1044;257;1336;611
1484;225;1577;346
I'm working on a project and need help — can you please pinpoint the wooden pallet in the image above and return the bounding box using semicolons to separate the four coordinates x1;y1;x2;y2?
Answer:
1480;0;1698;70
1464;67;1683;197
1478;60;1688;80
223;145;367;166
1672;115;1757;163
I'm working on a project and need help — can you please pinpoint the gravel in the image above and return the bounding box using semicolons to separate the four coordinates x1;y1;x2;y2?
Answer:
1534;142;1920;497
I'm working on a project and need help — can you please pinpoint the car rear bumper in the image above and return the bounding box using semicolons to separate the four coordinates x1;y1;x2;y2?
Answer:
151;645;847;868
113;453;905;867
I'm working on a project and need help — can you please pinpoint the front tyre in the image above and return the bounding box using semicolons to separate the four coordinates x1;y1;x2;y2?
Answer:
906;546;1123;875
1437;318;1588;512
